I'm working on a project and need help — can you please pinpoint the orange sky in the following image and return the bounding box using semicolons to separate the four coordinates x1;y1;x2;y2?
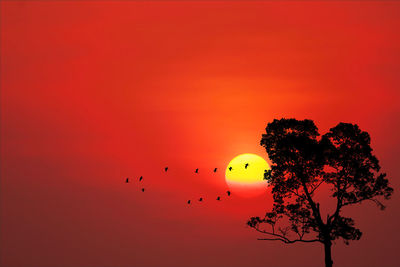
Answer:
1;1;400;267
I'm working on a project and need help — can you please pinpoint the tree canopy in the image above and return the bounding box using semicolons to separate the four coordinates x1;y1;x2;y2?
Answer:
248;118;393;267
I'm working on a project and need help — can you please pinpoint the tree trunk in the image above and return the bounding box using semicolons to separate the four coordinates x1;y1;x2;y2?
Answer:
324;241;333;267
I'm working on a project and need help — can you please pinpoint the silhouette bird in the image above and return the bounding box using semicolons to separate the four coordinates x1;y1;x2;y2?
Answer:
164;167;168;172
199;197;203;202
139;176;143;181
141;188;145;192
216;196;221;201
195;168;199;173
187;200;191;204
245;163;249;169
227;190;231;196
125;178;129;183
214;168;218;172
229;166;233;171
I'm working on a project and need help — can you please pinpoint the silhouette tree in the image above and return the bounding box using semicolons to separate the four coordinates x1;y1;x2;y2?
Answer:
247;118;393;267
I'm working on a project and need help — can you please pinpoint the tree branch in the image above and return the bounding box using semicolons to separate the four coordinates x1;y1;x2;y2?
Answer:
328;175;343;226
300;177;324;228
309;179;324;194
257;238;321;244
342;197;384;209
252;226;291;242
250;223;322;244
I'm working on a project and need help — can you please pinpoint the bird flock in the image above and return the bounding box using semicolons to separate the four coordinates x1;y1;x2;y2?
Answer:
124;163;250;204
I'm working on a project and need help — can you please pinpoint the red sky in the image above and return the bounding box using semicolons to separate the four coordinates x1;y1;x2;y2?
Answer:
1;1;400;267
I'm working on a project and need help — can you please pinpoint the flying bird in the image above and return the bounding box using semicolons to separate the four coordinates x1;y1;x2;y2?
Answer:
213;168;217;172
216;196;221;201
227;191;231;196
195;168;199;173
125;178;129;183
228;166;233;171
141;188;145;192
199;197;203;202
164;167;168;172
245;163;249;169
187;200;191;204
139;176;143;181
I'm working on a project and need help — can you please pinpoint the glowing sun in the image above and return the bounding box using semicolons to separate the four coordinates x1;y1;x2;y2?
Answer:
225;153;271;197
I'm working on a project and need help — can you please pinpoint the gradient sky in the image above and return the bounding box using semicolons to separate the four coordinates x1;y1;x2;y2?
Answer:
1;1;400;267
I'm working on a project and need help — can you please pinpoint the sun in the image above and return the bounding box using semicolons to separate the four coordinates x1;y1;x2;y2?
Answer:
225;153;270;197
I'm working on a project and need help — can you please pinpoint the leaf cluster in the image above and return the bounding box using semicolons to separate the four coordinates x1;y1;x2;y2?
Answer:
248;118;393;245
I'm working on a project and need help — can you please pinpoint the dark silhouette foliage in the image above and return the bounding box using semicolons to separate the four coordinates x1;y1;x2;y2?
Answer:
248;118;393;267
